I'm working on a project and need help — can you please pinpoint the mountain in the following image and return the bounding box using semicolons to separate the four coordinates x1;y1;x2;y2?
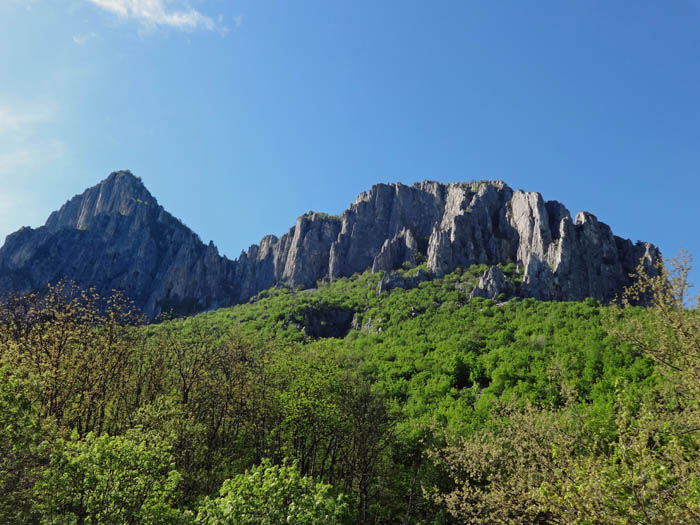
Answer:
0;172;236;316
0;171;660;318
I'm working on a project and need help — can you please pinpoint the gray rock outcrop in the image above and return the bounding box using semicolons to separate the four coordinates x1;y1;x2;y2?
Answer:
0;172;660;318
0;172;237;317
372;228;418;273
471;266;511;300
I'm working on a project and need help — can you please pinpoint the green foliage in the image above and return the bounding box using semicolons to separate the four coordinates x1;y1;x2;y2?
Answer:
195;460;350;525
309;211;342;222
0;367;45;524
0;282;143;436
429;254;700;524
34;427;187;524
0;256;693;524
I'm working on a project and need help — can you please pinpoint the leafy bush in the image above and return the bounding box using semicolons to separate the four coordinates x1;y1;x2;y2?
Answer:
196;460;350;525
34;428;186;524
0;367;45;523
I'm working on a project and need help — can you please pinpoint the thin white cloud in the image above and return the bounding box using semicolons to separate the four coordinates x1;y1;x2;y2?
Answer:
0;105;55;134
86;0;224;32
72;32;97;45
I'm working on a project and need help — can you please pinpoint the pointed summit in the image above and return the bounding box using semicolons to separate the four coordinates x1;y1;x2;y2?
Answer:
0;174;661;318
103;170;152;198
0;171;236;318
45;170;157;232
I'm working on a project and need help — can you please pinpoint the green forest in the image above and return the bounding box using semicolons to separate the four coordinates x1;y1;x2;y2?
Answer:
1;255;698;524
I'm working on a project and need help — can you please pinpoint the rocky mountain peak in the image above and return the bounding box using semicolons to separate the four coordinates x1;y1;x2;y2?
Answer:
45;170;156;232
0;174;661;318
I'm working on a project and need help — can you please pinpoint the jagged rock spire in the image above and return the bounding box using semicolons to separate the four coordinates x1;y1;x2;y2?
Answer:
0;173;660;318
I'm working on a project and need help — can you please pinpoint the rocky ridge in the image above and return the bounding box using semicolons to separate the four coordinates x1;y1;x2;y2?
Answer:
0;171;659;318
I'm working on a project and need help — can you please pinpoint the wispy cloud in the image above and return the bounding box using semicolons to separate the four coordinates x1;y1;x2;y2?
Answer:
72;32;97;45
86;0;225;33
0;105;55;134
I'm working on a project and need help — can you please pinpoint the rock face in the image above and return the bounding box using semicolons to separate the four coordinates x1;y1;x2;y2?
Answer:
471;266;511;300
372;228;418;273
0;171;660;318
0;172;237;317
231;213;342;304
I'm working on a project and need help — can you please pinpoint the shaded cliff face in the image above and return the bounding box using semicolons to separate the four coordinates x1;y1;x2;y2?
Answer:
0;172;660;318
0;172;237;317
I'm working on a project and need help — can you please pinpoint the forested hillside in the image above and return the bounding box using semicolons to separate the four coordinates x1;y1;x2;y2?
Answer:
0;256;698;524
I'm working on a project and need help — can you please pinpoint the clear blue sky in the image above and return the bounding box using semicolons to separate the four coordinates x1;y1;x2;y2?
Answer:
1;1;698;285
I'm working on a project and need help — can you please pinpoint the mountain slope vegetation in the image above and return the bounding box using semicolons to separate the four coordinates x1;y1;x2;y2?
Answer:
0;256;698;523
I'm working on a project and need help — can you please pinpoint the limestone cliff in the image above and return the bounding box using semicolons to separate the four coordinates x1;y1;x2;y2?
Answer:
0;172;660;317
0;172;236;316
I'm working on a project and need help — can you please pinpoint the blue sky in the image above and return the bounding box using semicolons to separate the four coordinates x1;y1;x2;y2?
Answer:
1;1;699;285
